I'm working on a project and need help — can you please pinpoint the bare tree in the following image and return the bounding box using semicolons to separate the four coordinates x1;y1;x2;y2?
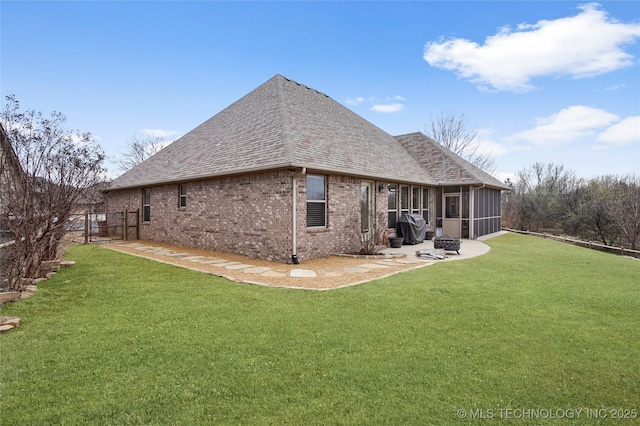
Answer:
600;174;640;250
1;95;105;291
427;110;496;173
349;207;387;255
562;178;617;246
503;163;575;232
502;163;639;250
116;135;168;172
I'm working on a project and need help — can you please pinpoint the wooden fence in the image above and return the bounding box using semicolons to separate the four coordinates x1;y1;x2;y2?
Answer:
502;228;640;259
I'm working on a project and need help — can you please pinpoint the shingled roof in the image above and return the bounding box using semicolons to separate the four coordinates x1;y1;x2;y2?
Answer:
0;123;23;178
110;74;437;190
395;132;510;190
1;123;25;209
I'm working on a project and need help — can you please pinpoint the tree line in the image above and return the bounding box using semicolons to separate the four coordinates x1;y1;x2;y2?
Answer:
502;163;640;250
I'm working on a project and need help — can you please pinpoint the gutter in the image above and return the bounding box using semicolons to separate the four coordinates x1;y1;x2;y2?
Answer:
107;162;436;192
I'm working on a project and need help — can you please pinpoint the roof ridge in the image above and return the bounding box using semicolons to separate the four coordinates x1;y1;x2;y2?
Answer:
278;74;330;98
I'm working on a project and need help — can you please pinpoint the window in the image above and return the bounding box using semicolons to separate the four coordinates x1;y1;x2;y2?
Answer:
387;184;398;229
445;195;460;218
142;188;151;222
422;187;429;224
400;185;410;216
412;186;420;214
361;182;372;233
389;184;430;228
306;175;326;227
178;184;187;208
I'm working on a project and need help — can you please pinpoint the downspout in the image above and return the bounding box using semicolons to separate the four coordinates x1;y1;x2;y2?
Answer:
291;167;306;264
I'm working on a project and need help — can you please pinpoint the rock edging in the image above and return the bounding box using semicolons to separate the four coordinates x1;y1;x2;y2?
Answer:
0;259;76;332
0;316;21;333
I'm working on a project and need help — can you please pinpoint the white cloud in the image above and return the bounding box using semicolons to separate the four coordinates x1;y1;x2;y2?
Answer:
605;84;625;91
597;115;640;146
371;103;405;113
510;105;619;145
141;128;180;138
345;96;365;106
424;3;640;92
345;95;406;112
471;129;509;157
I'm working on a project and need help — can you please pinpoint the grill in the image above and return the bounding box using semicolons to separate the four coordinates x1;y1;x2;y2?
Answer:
396;213;426;245
433;235;461;254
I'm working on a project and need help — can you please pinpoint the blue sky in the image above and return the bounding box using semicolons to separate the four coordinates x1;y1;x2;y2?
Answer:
2;1;639;181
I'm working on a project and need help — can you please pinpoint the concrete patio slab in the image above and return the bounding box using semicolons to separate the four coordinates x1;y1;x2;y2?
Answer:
380;233;499;262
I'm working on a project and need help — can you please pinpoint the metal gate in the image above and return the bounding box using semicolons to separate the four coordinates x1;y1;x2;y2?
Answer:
89;211;124;242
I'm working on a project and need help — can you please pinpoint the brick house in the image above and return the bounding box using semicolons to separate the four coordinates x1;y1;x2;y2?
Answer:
106;75;508;263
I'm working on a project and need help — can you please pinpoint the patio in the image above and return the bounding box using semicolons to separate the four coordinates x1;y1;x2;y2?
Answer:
103;232;506;290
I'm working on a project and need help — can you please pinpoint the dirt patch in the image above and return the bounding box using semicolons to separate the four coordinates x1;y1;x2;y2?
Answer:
103;240;433;290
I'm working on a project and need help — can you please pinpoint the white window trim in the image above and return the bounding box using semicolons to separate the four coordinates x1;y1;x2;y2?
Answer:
306;175;327;228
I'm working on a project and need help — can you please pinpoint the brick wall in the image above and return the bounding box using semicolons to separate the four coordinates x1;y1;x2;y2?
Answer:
107;170;293;263
296;174;361;260
106;169;389;264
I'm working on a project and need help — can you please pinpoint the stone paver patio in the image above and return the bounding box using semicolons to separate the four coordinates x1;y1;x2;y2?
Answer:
103;233;503;290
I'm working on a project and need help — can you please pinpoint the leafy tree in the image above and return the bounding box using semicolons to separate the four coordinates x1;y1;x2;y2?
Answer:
427;110;496;173
1;95;105;291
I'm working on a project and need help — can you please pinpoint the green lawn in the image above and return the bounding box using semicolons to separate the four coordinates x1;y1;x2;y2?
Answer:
1;233;638;425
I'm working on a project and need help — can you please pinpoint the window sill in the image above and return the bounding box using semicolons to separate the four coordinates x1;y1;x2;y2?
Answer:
306;227;329;233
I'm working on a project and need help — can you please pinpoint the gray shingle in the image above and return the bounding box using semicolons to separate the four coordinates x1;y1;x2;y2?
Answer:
109;75;436;189
395;132;510;190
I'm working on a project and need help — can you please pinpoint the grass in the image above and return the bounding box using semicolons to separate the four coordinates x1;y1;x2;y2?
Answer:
1;233;638;425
